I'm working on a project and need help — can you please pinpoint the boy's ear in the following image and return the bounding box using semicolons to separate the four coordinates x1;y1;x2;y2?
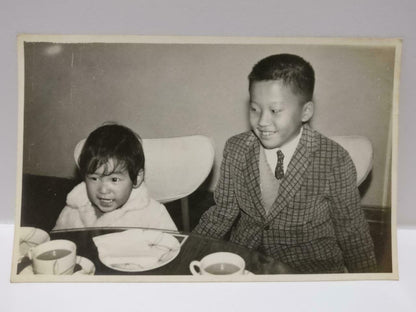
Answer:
301;101;314;122
133;169;144;189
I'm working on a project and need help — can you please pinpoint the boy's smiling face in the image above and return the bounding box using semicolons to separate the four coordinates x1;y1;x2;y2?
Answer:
249;80;313;149
85;158;142;213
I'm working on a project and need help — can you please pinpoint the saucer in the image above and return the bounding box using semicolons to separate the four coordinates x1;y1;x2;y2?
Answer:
191;269;254;276
244;270;254;275
19;256;95;275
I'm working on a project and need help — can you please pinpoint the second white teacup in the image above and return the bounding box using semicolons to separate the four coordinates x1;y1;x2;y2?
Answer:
189;252;245;276
28;239;77;275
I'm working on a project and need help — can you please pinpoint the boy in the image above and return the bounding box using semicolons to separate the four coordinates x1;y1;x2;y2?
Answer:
194;54;377;273
53;123;177;231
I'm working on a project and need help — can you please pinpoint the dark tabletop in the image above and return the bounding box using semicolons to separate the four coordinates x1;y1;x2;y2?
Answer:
45;228;295;275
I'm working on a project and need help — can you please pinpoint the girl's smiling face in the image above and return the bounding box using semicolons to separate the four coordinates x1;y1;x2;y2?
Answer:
85;158;142;213
249;80;313;149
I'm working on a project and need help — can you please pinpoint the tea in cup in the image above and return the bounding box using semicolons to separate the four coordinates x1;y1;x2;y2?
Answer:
189;252;245;275
28;239;77;275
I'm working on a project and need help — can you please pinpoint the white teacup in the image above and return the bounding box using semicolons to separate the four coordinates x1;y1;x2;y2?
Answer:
28;239;77;275
189;252;245;276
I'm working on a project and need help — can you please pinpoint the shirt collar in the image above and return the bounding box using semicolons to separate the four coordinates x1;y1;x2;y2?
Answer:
262;127;303;173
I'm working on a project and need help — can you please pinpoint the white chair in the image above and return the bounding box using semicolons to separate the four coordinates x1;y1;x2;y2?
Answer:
74;135;215;232
330;136;373;186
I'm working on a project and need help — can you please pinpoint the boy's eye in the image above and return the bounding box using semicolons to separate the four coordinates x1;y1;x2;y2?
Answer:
111;177;121;182
87;175;98;181
271;108;282;114
250;106;259;112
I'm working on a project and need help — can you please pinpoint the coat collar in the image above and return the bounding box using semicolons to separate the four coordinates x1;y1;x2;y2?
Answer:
244;134;266;220
242;124;318;221
266;123;318;221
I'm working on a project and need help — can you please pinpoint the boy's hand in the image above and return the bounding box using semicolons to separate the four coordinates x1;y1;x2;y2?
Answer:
250;252;297;274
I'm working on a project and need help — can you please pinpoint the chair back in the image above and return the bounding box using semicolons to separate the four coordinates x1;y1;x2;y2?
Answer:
73;135;215;203
330;136;373;186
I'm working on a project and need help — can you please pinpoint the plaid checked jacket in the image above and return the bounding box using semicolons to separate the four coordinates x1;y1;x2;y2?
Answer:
194;124;377;273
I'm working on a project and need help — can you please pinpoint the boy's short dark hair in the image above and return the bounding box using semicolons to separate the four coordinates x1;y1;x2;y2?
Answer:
248;53;315;102
78;123;145;184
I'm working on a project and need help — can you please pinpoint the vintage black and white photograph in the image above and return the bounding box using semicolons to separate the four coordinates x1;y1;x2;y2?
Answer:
11;35;400;282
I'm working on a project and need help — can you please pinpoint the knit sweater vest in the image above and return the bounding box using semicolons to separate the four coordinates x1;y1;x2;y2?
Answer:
259;147;281;215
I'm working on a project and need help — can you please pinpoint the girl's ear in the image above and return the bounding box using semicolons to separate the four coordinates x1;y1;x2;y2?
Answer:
133;169;144;188
301;101;314;122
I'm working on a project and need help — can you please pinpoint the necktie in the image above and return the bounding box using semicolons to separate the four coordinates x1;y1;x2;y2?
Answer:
275;150;284;180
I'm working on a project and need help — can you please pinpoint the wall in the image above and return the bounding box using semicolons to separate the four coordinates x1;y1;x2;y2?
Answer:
22;42;395;207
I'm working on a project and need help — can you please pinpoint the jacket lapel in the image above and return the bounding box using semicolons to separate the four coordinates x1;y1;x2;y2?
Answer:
266;124;318;222
243;135;267;221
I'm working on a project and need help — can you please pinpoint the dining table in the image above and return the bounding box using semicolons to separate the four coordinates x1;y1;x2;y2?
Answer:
18;227;295;276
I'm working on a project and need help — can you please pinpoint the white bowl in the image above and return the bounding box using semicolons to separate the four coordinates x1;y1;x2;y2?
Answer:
19;227;50;260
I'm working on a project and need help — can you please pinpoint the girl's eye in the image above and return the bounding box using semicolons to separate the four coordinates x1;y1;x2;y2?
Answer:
271;109;281;114
88;176;98;181
112;177;121;182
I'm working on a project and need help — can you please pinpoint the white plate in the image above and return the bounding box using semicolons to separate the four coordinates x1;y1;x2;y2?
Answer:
19;227;50;261
94;229;181;272
19;256;95;275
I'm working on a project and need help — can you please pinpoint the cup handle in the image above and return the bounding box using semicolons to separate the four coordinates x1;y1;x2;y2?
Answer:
27;248;34;261
189;260;201;275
